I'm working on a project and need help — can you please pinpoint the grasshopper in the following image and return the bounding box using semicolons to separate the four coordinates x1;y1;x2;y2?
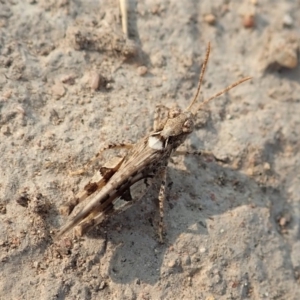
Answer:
56;43;251;242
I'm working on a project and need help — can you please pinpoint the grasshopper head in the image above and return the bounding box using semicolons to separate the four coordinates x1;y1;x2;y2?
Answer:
160;109;195;139
148;43;251;151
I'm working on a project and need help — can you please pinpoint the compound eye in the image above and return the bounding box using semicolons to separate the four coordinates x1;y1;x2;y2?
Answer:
183;119;194;132
168;107;181;118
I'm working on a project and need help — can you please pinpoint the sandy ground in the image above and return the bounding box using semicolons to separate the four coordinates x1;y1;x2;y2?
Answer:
1;0;300;299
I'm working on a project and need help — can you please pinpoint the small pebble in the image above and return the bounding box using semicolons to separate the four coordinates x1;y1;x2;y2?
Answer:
90;72;100;90
151;4;161;15
246;167;254;176
1;125;11;135
52;82;66;99
151;53;165;68
61;74;76;85
1;256;8;262
168;259;177;268
123;39;139;58
3;90;12;99
275;48;298;69
137;66;148;76
243;14;255;28
204;14;216;25
106;82;112;90
279;217;287;227
168;257;181;269
0;204;6;214
99;281;106;290
16;106;25;115
283;14;293;27
182;255;191;266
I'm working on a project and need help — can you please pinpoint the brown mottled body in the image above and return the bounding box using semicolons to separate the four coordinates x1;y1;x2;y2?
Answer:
56;136;174;239
56;43;251;241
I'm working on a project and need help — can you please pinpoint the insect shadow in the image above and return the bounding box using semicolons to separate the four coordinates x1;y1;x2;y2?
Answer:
82;134;291;285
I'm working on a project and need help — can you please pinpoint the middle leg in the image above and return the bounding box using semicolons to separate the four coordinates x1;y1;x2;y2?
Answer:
157;166;167;243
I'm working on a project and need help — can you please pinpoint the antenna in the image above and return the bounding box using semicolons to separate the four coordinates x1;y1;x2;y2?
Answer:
185;42;211;111
196;76;252;112
185;42;251;114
